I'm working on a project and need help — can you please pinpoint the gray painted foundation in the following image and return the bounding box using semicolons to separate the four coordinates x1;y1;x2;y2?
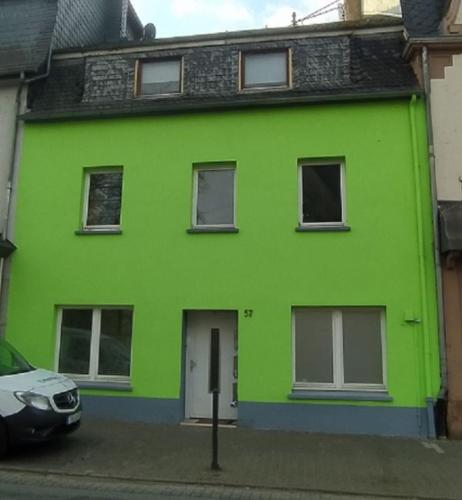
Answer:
239;402;433;438
81;395;433;437
81;395;182;424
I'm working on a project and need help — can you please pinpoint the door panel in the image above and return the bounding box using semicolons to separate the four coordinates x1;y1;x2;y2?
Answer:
185;311;237;420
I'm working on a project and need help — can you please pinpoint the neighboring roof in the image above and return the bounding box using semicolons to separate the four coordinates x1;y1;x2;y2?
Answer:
25;27;420;122
400;0;449;36
0;0;57;78
439;201;462;253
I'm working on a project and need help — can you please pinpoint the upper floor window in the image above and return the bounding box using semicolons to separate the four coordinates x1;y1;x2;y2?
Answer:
57;307;133;382
83;168;123;231
299;160;346;227
193;166;236;228
293;307;386;391
241;50;289;90
138;58;182;96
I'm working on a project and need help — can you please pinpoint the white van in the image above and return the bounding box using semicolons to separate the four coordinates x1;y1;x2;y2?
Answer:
0;338;81;455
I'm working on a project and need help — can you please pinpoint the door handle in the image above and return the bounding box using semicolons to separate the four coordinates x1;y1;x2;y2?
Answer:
190;359;197;371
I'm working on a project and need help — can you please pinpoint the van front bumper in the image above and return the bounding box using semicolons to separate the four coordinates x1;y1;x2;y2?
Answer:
5;405;81;445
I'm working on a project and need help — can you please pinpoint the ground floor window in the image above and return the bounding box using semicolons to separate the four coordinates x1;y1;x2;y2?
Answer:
293;307;386;391
56;307;133;382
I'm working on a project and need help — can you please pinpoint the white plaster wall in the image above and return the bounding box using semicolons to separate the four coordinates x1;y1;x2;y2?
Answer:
362;0;401;15
0;84;19;235
431;54;462;201
456;5;462;24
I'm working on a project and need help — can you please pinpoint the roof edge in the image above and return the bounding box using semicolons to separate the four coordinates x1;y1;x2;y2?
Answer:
53;17;404;58
22;89;423;123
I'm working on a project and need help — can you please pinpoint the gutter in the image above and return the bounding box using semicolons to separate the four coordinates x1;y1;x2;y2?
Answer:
422;45;448;401
21;88;423;123
409;95;435;438
403;36;462;58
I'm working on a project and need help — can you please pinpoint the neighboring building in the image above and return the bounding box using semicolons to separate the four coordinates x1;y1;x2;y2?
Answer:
0;0;143;332
402;0;462;438
344;0;401;20
4;17;441;437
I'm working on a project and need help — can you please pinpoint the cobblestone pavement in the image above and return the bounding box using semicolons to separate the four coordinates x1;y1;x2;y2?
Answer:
1;419;461;500
0;471;420;500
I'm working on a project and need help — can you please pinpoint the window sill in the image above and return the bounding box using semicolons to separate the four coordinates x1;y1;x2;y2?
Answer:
288;390;392;402
240;84;290;93
76;380;132;392
75;229;122;236
296;225;351;233
187;227;239;234
136;92;182;100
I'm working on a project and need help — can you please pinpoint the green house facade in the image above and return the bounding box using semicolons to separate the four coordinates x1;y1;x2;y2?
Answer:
4;21;441;437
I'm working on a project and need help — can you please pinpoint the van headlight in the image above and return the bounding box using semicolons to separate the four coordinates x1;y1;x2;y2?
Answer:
15;391;52;411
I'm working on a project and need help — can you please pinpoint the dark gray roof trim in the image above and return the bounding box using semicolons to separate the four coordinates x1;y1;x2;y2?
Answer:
440;202;462;253
22;90;422;123
26;31;419;121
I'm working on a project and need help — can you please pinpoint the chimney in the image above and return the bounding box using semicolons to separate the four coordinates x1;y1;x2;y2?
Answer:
344;0;363;20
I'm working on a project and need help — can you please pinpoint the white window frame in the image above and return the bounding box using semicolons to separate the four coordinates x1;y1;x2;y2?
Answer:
239;49;292;91
137;57;184;98
82;167;123;231
298;160;347;228
55;307;133;383
292;307;387;392
192;165;237;229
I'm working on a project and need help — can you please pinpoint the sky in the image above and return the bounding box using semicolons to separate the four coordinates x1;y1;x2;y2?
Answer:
130;0;341;38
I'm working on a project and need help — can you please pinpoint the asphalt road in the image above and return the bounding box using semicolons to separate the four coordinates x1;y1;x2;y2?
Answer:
0;470;411;500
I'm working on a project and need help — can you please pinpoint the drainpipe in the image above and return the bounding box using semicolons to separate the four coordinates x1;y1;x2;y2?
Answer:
0;44;54;337
409;95;435;438
422;45;448;401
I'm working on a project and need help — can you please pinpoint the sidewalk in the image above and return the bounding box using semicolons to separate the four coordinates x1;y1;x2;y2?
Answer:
2;419;462;500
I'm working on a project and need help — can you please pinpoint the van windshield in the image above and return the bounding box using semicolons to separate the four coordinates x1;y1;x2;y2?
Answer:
0;339;33;376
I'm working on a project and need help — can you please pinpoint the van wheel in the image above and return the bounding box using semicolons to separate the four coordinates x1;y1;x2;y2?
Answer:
0;420;8;457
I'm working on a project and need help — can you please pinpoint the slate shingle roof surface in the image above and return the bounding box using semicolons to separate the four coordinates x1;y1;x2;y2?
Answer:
0;0;57;77
26;26;420;121
400;0;448;36
0;0;143;78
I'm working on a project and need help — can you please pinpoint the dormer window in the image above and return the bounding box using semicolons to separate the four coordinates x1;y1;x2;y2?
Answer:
241;49;290;90
137;58;182;96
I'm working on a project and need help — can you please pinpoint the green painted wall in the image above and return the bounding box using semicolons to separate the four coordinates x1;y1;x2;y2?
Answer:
6;98;440;408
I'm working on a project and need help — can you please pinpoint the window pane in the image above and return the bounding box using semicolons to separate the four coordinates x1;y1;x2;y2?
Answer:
295;309;333;384
196;169;234;226
86;172;122;226
59;309;92;375
98;309;133;377
302;165;342;223
244;51;287;87
343;310;383;385
141;60;181;95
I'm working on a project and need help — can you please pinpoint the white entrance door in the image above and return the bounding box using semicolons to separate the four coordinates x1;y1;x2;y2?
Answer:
185;311;237;421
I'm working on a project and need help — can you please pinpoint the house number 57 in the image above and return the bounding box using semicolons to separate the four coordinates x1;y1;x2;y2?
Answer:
244;309;253;318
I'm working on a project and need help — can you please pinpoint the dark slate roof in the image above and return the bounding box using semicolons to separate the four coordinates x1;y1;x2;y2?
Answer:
25;27;420;122
0;0;57;77
0;0;144;78
400;0;449;36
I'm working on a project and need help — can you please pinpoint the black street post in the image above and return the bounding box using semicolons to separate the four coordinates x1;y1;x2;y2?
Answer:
210;328;221;471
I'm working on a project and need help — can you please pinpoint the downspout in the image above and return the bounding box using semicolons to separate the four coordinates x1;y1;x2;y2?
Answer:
4;43;53;238
422;45;448;400
409;94;435;437
0;44;54;337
